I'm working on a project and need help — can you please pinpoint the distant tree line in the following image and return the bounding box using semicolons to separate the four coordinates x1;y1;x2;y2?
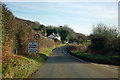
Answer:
46;25;87;43
30;22;87;43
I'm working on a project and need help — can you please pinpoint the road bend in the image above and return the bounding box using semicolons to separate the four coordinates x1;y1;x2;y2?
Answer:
31;46;118;78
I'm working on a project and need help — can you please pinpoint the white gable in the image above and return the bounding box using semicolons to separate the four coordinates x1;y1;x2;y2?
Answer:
48;33;61;41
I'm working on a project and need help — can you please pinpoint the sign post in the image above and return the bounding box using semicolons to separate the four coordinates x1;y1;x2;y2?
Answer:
34;34;40;40
28;34;40;57
28;42;38;53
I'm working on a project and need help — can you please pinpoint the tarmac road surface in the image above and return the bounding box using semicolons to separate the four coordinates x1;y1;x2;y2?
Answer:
31;46;118;78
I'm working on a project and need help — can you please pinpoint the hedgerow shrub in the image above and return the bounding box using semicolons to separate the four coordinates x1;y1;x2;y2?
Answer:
2;4;55;56
89;23;119;55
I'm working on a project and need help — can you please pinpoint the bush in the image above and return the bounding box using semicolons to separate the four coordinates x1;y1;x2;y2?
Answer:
67;42;91;53
90;23;119;55
2;4;55;55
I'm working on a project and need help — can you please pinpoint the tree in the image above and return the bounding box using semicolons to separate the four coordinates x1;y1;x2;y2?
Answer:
90;23;119;55
34;21;40;25
39;24;46;33
59;29;70;41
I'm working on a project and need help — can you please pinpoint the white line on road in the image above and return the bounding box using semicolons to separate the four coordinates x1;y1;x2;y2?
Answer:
103;65;110;67
114;68;118;70
91;63;99;66
63;48;87;63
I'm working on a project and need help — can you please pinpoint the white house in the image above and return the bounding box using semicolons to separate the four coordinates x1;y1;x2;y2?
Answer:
64;40;68;44
48;33;61;41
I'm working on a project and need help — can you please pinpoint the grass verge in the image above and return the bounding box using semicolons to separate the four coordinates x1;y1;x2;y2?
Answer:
2;44;64;78
67;50;120;66
55;44;65;48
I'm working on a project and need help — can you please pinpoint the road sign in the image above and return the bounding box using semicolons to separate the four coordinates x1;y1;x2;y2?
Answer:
28;42;38;53
34;34;40;40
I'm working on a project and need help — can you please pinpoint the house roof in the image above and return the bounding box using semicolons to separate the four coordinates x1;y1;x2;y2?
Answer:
48;33;60;37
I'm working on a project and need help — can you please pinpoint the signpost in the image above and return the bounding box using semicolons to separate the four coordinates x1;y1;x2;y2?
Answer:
28;34;40;57
34;34;40;40
28;42;38;53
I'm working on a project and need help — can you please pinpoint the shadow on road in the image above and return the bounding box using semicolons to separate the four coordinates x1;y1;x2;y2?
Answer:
45;55;91;64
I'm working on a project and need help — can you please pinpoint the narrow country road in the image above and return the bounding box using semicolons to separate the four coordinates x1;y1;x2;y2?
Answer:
31;46;118;78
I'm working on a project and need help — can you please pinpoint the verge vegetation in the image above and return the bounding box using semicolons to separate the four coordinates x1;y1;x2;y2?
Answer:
67;49;119;65
2;4;64;78
66;24;120;66
2;44;64;78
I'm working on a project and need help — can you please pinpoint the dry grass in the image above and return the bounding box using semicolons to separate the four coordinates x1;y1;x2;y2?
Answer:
2;4;56;78
66;42;119;65
2;43;64;78
67;42;91;53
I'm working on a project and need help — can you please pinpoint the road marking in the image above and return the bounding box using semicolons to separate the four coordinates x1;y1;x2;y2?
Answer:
63;49;87;63
103;65;109;67
63;50;66;54
91;63;99;66
63;46;118;70
91;63;111;68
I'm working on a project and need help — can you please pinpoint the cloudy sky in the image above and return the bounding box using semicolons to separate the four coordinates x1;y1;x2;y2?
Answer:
4;1;118;35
